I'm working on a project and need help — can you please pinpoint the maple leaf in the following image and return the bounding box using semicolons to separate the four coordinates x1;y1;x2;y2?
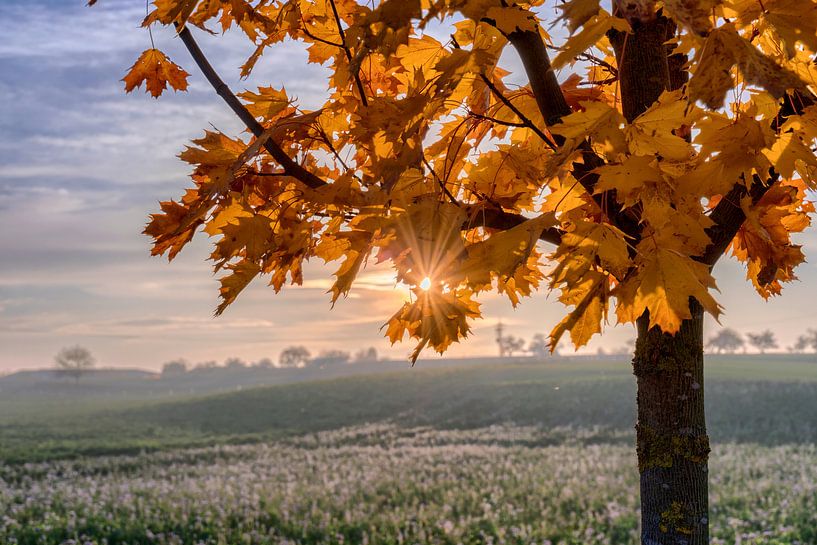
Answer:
688;25;808;109
662;0;721;35
215;260;261;316
123;49;189;99
594;155;664;207
556;0;602;33
550;271;608;350
385;288;481;363
551;11;629;70
453;213;556;296
550;100;627;156
238;86;292;121
145;0;199;26
616;247;722;334
725;0;817;58
625;90;696;161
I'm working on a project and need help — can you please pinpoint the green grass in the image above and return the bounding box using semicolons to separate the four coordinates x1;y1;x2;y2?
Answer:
2;356;816;463
2;426;816;545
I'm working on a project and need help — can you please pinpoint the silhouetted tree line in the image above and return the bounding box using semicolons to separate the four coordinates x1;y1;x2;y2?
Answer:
706;328;817;354
159;346;380;376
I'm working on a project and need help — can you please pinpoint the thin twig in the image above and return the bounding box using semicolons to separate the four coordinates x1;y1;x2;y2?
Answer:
421;154;459;205
176;25;327;190
479;74;558;150
329;0;368;107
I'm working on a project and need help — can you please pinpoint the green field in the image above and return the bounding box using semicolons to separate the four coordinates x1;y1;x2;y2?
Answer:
2;356;816;462
2;356;816;544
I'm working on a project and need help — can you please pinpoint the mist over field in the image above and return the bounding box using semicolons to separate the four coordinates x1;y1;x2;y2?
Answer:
1;355;816;544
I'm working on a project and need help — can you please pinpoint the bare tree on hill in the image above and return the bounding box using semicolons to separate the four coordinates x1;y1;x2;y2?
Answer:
54;345;95;383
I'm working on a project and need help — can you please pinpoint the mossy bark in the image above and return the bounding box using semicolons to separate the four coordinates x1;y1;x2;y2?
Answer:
633;301;710;544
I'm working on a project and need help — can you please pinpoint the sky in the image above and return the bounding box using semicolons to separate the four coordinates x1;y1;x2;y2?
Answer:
1;1;816;372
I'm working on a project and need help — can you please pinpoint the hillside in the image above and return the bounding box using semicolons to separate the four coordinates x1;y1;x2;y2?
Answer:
1;356;815;463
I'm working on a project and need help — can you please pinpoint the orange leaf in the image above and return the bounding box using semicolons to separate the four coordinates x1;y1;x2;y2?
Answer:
123;49;189;98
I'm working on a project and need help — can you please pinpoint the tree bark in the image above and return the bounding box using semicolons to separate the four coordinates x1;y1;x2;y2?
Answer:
633;301;710;544
608;13;711;543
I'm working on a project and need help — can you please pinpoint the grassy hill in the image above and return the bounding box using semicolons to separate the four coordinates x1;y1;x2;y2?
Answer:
1;356;815;463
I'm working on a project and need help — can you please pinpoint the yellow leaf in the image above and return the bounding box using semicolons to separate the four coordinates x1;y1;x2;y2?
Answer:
238;86;291;121
626;90;695;161
551;11;629;70
549;271;608;350
616;248;721;334
556;0;601;33
551;100;627;156
688;25;808;109
485;5;540;34
385;288;481;363
215;260;261;315
594;155;664;207
762;132;817;179
454;213;556;294
725;0;817;57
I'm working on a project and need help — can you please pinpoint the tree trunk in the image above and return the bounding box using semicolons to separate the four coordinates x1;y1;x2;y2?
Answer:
633;301;710;544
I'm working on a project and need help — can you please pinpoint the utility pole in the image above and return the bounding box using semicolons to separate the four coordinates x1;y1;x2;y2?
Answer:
495;321;506;358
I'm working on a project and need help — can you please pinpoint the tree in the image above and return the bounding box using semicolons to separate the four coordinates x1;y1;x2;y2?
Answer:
54;345;95;382
528;333;549;358
499;335;526;357
101;1;817;542
706;328;745;354
746;330;779;354
278;346;311;368
224;357;247;369
354;347;379;363
253;357;275;368
161;359;188;376
310;349;351;367
792;329;817;353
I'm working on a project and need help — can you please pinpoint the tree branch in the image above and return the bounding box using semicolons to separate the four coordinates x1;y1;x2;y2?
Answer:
328;0;369;107
479;74;558;149
503;28;639;237
177;25;562;246
473;206;563;246
177;25;328;190
505;29;572;126
703;91;816;266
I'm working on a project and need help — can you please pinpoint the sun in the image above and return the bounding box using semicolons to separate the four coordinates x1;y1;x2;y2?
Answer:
419;276;432;291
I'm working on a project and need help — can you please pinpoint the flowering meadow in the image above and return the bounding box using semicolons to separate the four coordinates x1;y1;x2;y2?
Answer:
2;425;815;545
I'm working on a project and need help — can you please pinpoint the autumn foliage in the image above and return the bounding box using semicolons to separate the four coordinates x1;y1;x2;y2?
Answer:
111;0;815;362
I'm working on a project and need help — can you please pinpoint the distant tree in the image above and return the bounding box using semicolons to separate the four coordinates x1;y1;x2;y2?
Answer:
54;345;95;382
706;328;745;354
746;330;778;354
500;335;526;358
310;349;351;367
278;346;311;368
528;333;549;358
792;329;817;354
194;360;218;370
253;357;275;369
354;347;378;363
161;359;188;376
224;357;247;369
